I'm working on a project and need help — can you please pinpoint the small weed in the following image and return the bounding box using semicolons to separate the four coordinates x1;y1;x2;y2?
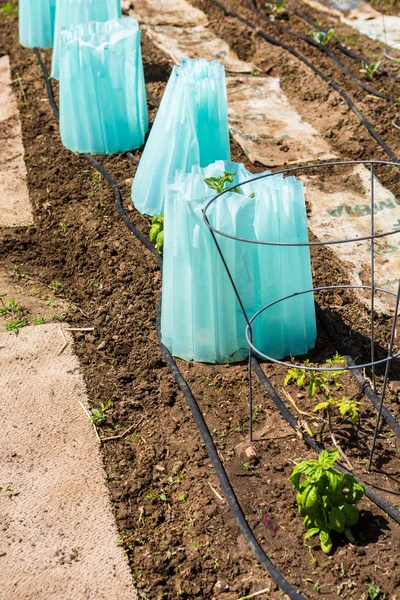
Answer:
59;222;68;236
31;315;46;325
212;557;220;570
44;298;58;308
242;462;256;473
366;583;387;599
146;490;156;499
48;281;62;292
159;489;167;501
178;494;186;502
0;2;18;17
265;0;286;15
236;418;246;433
5;318;28;334
310;28;335;45
0;297;24;317
0;483;13;493
360;61;380;81
12;75;26;102
89;399;111;426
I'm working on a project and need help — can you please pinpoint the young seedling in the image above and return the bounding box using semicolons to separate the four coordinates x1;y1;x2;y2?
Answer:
366;583;387;599
0;2;18;17
48;281;62;292
291;450;365;554
5;318;28;334
89;399;111;426
204;171;255;198
0;297;24;317
265;0;286;15
310;28;335;45
150;215;164;255
360;61;381;81
285;353;362;468
284;352;346;399
314;396;364;425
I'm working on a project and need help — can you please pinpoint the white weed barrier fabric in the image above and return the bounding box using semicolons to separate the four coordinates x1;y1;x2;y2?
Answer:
161;161;317;364
303;0;400;51
305;165;400;314
0;56;32;227
226;77;335;166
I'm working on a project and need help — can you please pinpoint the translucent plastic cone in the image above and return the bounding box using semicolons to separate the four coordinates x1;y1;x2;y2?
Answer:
19;0;57;49
59;18;148;155
51;0;121;80
161;161;317;364
131;59;231;216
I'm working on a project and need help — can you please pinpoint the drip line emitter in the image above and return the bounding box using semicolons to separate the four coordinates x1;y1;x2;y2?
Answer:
203;159;400;470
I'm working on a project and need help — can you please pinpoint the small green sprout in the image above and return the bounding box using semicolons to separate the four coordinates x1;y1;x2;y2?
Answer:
310;28;335;45
0;297;24;317
314;396;364;424
0;2;18;17
204;171;255;198
48;281;62;292
5;318;28;334
265;0;286;15
366;583;387;599
360;61;381;81
89;399;111;426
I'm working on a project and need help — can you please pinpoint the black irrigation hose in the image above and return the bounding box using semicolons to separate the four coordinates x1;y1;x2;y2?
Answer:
250;0;396;103
33;46;400;599
292;7;400;84
210;0;399;162
33;50;307;600
155;302;306;600
315;303;400;438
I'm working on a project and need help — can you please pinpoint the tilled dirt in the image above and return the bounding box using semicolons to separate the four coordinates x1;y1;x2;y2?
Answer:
1;1;400;598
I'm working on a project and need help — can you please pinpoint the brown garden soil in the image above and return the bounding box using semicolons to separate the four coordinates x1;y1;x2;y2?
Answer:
1;0;400;598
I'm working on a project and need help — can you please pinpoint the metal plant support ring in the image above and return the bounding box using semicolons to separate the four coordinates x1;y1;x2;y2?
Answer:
203;160;400;469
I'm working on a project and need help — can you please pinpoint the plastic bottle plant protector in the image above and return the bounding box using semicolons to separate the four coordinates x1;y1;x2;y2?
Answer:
19;0;57;49
59;17;148;155
131;59;231;216
51;0;121;79
161;160;317;364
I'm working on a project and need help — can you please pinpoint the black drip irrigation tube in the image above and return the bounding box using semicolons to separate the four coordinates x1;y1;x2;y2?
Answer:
249;0;396;103
291;7;400;84
209;0;399;162
33;49;400;599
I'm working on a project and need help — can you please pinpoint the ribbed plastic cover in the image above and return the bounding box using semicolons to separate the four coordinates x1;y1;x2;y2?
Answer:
19;0;57;49
161;160;317;363
51;0;121;80
59;17;148;155
131;59;231;216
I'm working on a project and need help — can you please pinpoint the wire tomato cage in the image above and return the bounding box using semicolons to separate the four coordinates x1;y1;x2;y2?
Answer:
203;159;400;471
